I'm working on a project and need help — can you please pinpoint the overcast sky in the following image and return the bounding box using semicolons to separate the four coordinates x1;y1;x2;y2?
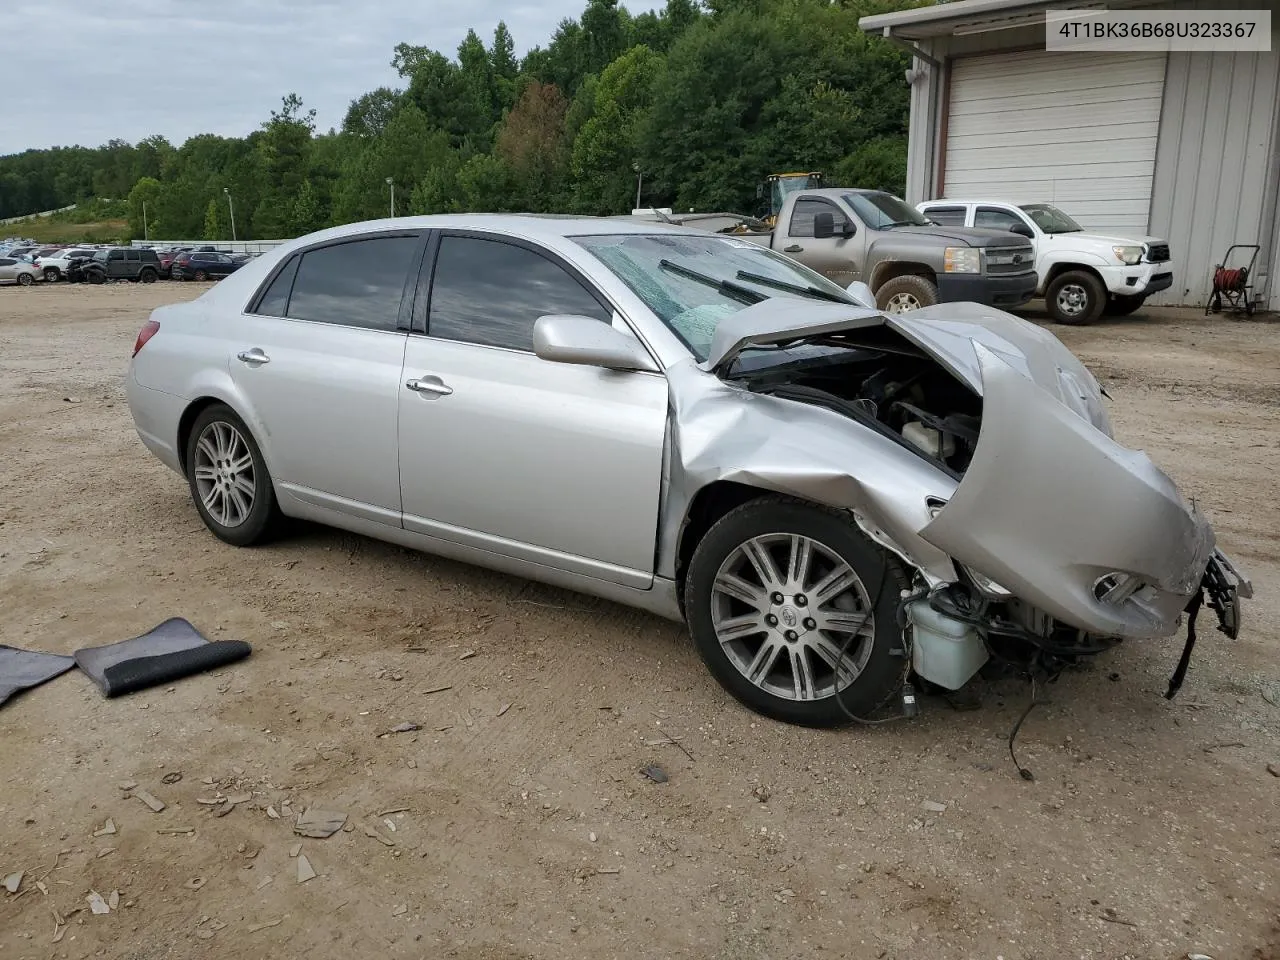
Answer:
1;1;656;156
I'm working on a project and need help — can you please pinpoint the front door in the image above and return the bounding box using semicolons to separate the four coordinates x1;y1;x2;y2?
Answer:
975;206;1039;258
397;232;669;587
781;197;863;285
107;249;127;279
223;231;425;524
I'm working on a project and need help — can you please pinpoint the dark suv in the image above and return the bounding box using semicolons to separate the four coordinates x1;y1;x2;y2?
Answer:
82;247;162;284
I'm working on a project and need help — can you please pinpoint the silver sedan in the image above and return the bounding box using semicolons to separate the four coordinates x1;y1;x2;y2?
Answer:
0;254;42;285
126;215;1250;727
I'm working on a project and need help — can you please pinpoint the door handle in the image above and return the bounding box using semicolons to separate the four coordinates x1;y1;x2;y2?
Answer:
784;245;804;253
236;349;270;365
406;376;453;397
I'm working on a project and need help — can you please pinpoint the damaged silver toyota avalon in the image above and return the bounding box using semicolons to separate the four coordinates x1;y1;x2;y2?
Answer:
126;215;1251;728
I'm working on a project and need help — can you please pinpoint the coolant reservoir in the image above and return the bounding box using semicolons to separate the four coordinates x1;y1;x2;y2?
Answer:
906;599;988;690
902;421;956;460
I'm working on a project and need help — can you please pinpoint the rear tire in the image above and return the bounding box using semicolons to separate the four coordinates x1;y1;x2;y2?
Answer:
184;404;280;547
1104;294;1146;316
140;267;157;283
1046;270;1105;325
194;269;208;281
43;267;60;283
685;496;907;728
17;272;34;286
875;274;938;313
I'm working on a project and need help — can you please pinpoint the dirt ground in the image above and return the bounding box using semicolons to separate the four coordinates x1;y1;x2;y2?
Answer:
1;282;1277;960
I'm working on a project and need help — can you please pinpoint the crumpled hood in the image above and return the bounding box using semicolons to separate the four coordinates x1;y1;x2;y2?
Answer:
703;298;1112;434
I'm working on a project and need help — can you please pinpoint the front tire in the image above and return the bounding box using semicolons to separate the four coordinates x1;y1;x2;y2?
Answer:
1046;270;1105;324
185;404;280;547
17;272;34;286
43;267;60;283
875;274;938;314
1104;294;1147;316
685;496;907;728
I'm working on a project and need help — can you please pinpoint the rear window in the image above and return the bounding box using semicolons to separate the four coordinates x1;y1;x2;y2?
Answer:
285;235;420;331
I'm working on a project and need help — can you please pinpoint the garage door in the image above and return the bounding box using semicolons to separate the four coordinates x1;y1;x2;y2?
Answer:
943;49;1167;235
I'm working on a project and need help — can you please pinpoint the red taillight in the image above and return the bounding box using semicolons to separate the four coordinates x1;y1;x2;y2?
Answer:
133;320;160;357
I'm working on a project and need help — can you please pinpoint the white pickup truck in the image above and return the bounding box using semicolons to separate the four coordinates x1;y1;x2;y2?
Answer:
916;199;1174;325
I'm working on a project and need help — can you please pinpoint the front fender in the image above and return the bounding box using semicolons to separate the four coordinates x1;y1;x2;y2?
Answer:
657;362;960;584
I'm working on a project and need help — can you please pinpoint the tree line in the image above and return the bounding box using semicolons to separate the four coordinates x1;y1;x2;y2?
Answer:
0;0;922;241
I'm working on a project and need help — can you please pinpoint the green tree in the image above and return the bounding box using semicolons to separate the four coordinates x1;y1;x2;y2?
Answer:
127;176;164;240
570;45;663;214
203;197;225;240
291;179;323;234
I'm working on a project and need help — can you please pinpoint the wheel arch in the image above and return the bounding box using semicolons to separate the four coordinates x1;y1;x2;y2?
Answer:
869;260;937;292
1043;260;1106;289
176;394;273;478
675;480;776;610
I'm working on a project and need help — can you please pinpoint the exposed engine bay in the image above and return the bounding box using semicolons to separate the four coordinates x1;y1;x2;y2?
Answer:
727;326;983;478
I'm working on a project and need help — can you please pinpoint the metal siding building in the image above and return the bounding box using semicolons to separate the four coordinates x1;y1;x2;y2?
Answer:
861;0;1280;310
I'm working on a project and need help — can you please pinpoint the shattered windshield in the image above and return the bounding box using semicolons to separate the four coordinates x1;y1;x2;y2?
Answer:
1020;203;1083;234
574;233;854;361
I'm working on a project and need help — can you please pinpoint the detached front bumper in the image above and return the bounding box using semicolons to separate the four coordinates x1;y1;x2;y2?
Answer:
1098;261;1175;298
938;271;1038;309
919;343;1240;640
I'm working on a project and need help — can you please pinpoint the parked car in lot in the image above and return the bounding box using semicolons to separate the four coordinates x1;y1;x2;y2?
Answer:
0;254;43;285
171;251;243;281
36;247;97;282
630;189;1038;314
125;215;1250;727
917;200;1174;324
81;247;162;284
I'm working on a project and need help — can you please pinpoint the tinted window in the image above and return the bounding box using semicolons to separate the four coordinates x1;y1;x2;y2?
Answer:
924;206;967;226
141;250;159;262
254;256;299;316
287;235;419;331
975;207;1024;231
788;198;850;238
126;250;141;261
0;258;13;266
428;236;610;352
108;250;124;261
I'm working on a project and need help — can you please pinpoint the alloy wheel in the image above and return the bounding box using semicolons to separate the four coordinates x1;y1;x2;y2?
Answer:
192;421;256;528
884;292;920;313
710;532;875;702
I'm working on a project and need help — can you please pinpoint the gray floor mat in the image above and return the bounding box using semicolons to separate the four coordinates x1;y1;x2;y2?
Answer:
74;617;252;698
0;646;76;707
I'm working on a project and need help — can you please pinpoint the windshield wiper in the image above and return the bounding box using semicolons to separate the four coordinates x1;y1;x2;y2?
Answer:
734;270;849;304
659;259;765;305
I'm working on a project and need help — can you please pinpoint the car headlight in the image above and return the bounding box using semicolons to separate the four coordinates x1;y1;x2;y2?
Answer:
1112;245;1143;266
944;247;981;273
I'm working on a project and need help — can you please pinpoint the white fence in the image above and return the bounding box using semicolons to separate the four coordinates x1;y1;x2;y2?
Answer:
1;204;78;226
129;239;289;254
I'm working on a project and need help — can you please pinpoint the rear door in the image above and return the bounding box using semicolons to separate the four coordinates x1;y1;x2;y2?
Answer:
223;230;426;524
396;231;669;586
780;197;864;285
0;258;15;282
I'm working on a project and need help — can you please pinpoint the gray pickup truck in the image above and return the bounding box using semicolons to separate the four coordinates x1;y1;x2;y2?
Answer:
629;188;1038;314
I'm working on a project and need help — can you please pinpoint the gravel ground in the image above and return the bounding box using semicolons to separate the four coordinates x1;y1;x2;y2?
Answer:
1;281;1277;960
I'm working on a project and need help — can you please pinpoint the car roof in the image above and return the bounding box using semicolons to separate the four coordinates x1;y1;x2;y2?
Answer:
279;213;722;245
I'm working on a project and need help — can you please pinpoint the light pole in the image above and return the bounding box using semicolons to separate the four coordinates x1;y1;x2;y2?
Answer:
386;177;395;217
223;187;237;242
142;200;149;241
632;162;642;210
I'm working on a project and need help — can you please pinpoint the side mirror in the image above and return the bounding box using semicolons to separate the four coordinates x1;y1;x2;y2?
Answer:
841;220;855;238
533;314;660;373
1009;221;1034;238
845;281;876;310
813;212;835;239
